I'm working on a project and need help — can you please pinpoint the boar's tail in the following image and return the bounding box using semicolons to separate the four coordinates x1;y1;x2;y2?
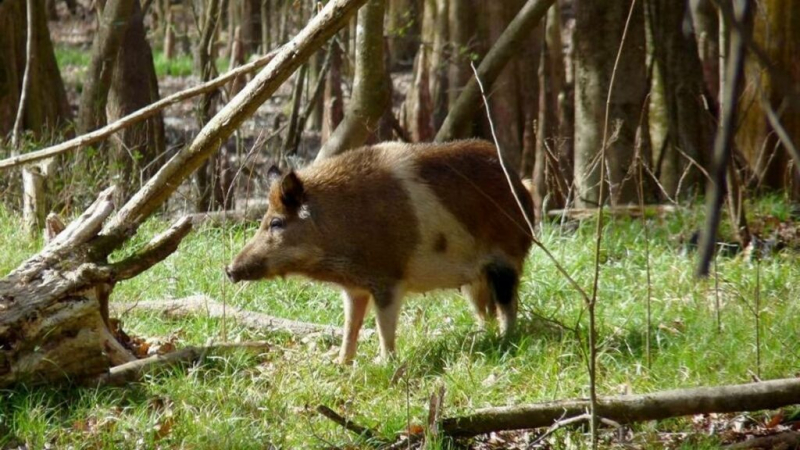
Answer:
485;262;518;307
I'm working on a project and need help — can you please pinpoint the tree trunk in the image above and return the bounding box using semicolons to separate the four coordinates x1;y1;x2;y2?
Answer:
0;0;70;136
430;0;449;130
647;0;713;199
690;0;720;103
195;0;224;212
315;0;388;160
573;0;647;207
736;0;800;196
532;3;566;222
321;40;344;144
386;0;419;69
107;0;166;204
0;0;369;389
77;0;135;134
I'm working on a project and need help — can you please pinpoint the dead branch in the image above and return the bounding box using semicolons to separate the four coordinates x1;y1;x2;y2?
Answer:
110;296;365;338
109;217;193;281
96;340;271;386
315;405;379;441
440;377;800;437
0;48;279;171
724;431;800;449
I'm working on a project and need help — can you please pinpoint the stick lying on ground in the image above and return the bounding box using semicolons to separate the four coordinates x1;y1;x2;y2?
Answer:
440;377;800;437
110;295;374;338
97;340;271;386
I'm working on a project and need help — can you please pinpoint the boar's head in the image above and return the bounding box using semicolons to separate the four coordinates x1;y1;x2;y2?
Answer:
225;166;322;282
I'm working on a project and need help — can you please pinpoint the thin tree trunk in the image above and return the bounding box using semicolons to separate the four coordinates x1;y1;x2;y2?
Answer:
195;0;223;212
315;0;388;160
322;39;344;143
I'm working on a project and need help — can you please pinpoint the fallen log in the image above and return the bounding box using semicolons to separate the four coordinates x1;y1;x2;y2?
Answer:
547;205;679;220
725;431;800;449
97;340;271;386
110;296;360;338
183;207;267;226
441;377;800;437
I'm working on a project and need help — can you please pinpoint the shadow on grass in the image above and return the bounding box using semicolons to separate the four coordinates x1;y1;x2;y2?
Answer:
404;313;570;378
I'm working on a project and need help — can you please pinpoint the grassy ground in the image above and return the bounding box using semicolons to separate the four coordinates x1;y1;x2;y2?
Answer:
1;198;799;449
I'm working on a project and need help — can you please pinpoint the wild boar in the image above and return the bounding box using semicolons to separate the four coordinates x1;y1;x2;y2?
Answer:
225;139;533;364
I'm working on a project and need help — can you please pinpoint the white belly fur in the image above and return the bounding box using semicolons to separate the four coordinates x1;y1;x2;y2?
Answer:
390;157;485;293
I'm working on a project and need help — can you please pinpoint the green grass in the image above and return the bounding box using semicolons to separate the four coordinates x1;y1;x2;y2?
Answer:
1;198;799;449
55;44;230;79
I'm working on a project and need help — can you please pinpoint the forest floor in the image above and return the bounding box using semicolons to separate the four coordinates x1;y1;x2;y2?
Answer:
1;196;800;449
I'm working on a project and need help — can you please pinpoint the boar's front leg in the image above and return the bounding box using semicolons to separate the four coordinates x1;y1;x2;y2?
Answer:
338;288;371;364
372;285;405;361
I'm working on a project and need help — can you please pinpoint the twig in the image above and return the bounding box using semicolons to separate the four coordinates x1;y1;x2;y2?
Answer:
11;0;35;150
0;48;281;170
95;340;271;385
315;405;379;441
696;0;749;277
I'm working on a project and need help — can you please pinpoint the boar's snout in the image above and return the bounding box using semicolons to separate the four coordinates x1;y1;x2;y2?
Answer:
224;265;240;283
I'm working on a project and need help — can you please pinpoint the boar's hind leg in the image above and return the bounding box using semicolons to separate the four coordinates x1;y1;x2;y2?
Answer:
372;285;405;361
485;263;519;336
339;288;372;364
461;278;497;328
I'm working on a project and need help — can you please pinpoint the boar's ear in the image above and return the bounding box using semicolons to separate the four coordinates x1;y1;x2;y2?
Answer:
280;171;304;208
267;165;282;186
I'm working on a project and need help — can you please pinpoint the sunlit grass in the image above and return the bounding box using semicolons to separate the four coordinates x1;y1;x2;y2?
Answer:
1;198;798;448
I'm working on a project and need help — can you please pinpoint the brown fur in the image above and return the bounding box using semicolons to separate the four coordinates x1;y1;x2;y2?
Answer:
226;139;534;364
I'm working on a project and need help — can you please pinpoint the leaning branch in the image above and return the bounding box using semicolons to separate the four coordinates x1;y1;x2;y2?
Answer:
435;0;554;142
441;377;800;437
0;48;280;170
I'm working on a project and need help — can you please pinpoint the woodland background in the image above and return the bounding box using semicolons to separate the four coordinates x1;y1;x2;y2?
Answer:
1;0;800;448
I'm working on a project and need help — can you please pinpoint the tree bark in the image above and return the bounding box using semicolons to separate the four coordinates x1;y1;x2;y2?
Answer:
690;0;720;103
736;0;800;196
315;0;388;161
77;0;135;134
107;0;166;203
648;0;713;198
0;0;370;388
441;377;800;437
195;0;224;212
434;0;554;143
0;0;70;136
573;0;647;207
321;40;344;144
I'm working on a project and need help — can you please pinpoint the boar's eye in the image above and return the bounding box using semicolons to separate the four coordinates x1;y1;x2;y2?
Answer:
269;217;285;230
